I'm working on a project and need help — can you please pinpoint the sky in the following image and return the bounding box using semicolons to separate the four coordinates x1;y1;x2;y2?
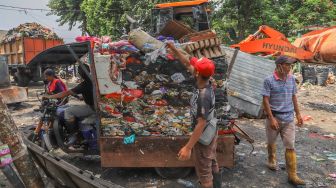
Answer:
0;0;81;42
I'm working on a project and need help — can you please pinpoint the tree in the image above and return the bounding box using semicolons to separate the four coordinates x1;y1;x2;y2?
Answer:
290;0;336;32
211;0;265;44
81;0;182;38
211;0;336;44
48;0;90;35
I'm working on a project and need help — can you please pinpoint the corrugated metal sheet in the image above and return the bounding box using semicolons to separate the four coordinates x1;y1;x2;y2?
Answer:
0;55;10;87
221;46;275;117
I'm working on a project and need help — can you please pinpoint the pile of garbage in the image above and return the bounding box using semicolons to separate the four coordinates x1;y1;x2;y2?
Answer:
77;29;229;137
1;22;62;43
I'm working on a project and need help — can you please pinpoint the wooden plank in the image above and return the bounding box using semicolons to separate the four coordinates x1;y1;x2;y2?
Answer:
208;47;216;58
100;135;235;168
202;48;210;58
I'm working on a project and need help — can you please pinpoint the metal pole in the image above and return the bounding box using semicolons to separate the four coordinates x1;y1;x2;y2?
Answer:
0;95;44;188
1;164;25;188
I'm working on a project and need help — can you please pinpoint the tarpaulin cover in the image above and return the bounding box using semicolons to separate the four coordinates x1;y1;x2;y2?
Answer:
294;27;336;64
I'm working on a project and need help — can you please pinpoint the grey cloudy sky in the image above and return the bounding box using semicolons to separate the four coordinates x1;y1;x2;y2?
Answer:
0;0;81;42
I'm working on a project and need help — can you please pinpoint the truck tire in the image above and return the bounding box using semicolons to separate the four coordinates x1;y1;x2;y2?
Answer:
155;167;192;179
15;72;30;87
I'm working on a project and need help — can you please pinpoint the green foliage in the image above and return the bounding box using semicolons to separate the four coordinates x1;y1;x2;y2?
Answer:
81;0;180;39
47;0;89;35
49;0;336;41
212;0;336;44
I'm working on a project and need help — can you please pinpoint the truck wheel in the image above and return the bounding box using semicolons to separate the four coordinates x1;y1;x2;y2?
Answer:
15;72;30;87
155;167;192;179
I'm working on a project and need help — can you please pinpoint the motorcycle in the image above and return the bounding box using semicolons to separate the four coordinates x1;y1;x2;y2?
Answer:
29;93;98;155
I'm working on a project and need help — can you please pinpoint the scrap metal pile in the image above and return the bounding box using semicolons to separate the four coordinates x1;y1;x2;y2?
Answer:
77;29;228;137
1;22;61;43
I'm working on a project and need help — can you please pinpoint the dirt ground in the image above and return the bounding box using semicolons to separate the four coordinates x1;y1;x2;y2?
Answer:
0;82;335;188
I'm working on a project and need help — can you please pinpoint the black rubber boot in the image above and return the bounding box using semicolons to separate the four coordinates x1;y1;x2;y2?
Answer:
213;171;222;188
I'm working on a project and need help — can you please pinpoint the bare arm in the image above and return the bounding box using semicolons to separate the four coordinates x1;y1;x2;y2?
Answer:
292;95;300;116
185;117;207;149
166;43;195;74
46;90;74;99
178;117;206;161
263;96;274;119
292;95;303;126
263;96;279;130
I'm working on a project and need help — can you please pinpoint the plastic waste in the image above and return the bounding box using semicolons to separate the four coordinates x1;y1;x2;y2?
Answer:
123;134;136;144
2;22;61;43
0;144;10;156
171;73;186;83
177;179;195;188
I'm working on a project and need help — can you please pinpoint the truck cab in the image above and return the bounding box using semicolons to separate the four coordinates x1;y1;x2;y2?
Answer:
152;0;211;35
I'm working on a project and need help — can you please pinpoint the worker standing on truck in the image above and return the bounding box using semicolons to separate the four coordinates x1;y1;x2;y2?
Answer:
262;55;305;186
43;64;95;146
167;43;222;188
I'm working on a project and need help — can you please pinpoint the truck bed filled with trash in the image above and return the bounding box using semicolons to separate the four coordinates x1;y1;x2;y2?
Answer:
77;29;229;138
1;22;62;43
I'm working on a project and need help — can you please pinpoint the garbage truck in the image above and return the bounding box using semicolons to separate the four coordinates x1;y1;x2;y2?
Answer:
0;23;63;86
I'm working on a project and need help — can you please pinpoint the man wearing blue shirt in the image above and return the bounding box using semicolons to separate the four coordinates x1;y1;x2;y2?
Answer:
262;56;305;186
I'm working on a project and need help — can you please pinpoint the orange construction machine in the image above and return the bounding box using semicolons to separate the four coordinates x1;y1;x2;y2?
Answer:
230;25;314;60
293;26;336;64
150;0;223;59
231;25;336;64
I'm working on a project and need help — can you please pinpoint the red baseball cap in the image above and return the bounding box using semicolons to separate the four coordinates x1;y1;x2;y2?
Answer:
190;57;215;77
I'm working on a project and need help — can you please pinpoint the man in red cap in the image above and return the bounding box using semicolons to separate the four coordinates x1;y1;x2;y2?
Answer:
167;43;221;188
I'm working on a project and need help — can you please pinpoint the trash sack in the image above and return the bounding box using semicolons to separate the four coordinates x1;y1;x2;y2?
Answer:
171;73;186;83
156;35;174;42
108;40;139;54
101;36;111;43
129;28;164;53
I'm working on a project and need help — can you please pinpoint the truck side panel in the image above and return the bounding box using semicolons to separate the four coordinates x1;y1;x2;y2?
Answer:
100;136;235;168
24;38;63;65
0;38;63;65
0;39;24;66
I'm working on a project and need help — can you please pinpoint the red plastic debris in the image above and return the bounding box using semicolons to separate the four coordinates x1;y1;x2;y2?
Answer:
303;115;312;121
105;89;143;102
